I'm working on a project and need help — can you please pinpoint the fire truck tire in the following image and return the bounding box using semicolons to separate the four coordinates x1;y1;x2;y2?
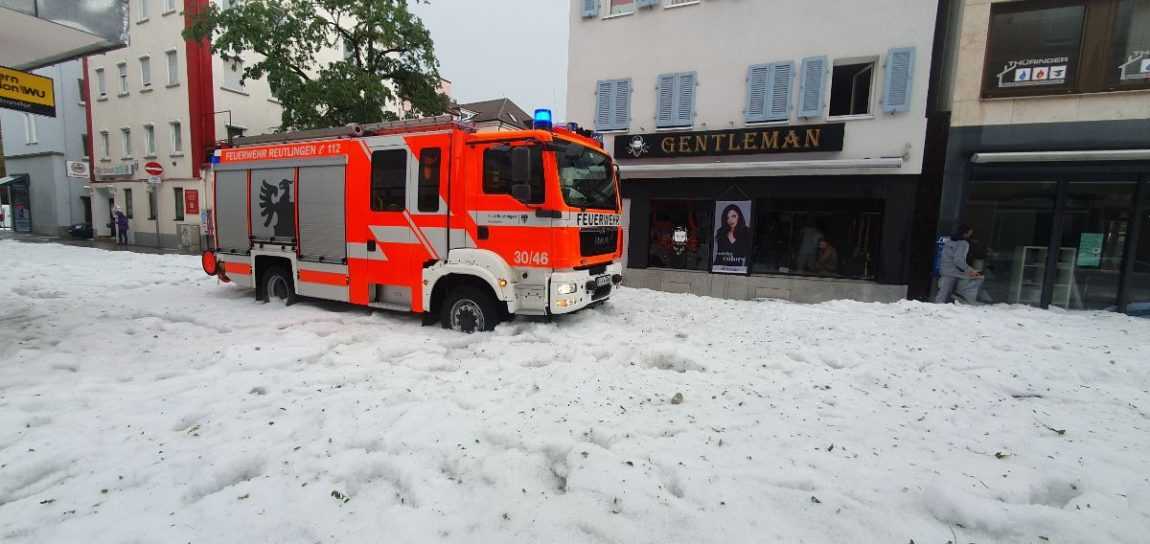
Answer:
261;265;297;306
441;286;502;333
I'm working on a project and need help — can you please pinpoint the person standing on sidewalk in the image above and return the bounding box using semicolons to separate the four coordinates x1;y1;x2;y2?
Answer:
114;208;129;245
934;224;984;304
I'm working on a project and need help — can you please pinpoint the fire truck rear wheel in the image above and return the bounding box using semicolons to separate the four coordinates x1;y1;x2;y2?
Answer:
261;265;297;306
441;286;501;333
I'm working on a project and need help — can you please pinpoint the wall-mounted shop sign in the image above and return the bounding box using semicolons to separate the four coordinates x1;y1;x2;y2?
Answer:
614;124;844;160
0;65;55;117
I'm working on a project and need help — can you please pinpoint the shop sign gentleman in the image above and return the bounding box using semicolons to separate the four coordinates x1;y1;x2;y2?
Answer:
614;124;844;160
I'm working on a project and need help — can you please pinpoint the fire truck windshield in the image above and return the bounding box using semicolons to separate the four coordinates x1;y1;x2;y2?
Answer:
553;140;617;211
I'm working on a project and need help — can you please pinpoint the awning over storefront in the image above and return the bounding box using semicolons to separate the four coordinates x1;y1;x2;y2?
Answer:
0;175;19;186
619;157;904;179
0;1;129;70
971;149;1150;164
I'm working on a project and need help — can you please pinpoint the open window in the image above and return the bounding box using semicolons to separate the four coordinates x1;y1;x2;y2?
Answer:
829;59;875;117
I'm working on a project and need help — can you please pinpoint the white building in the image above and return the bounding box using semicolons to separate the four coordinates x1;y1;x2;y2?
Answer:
85;0;287;250
567;0;947;303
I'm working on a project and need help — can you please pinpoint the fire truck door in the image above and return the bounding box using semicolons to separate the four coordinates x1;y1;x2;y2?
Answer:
365;144;423;309
409;145;449;258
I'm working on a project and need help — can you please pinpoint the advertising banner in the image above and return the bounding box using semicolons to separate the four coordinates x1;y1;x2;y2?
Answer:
712;200;752;274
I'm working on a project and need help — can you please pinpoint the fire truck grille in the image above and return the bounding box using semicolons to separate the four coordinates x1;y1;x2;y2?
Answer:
579;228;617;257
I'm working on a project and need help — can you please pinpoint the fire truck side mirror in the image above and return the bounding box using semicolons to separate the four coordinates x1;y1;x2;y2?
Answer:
511;183;533;204
511;147;533;183
510;146;534;204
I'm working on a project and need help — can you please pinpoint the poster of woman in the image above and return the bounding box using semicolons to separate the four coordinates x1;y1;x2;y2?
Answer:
712;200;752;274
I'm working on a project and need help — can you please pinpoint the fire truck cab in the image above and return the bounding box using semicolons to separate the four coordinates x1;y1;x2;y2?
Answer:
202;114;624;332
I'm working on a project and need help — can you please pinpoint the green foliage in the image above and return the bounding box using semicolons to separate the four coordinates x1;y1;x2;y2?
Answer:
185;0;449;130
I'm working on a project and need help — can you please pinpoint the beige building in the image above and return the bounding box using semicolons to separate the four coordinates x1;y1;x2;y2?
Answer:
935;0;1150;314
567;0;947;303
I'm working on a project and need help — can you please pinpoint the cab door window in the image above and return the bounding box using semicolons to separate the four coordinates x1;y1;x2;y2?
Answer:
482;146;544;204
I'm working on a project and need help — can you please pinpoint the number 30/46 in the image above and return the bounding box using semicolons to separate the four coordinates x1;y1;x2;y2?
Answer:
514;251;549;265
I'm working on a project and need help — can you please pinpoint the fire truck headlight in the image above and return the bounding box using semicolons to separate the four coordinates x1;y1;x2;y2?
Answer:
556;282;578;295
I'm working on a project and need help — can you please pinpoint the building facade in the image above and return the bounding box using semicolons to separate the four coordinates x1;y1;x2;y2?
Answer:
85;0;287;250
936;0;1150;314
567;0;947;303
0;60;91;236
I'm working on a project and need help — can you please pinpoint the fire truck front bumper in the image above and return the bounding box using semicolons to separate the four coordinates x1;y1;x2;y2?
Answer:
548;262;624;315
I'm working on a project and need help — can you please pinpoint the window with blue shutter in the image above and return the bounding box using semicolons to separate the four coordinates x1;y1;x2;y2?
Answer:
765;62;794;122
798;56;828;119
656;72;696;128
883;47;915;113
745;64;770;122
582;0;599;18
674;72;696;127
613;79;631;130
636;0;658;8
595;79;631;131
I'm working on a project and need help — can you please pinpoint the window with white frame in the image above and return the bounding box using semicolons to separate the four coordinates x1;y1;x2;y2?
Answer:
144;124;157;156
169;121;183;154
121;128;133;158
139;56;152;87
665;0;698;7
23;113;37;144
117;63;128;94
163;0;177;14
609;0;635;16
100;131;110;159
166;50;180;85
138;0;149;21
222;59;245;90
95;68;107;96
829;58;876;117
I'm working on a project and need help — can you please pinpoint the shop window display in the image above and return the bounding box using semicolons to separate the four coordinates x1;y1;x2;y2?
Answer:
648;200;712;271
750;199;882;280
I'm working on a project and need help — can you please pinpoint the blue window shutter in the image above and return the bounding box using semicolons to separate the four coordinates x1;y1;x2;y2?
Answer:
798;56;827;119
655;74;676;128
612;79;631;130
595;80;613;130
637;0;658;8
745;64;770;122
883;47;915;113
582;0;599;18
766;61;794;122
675;72;696;127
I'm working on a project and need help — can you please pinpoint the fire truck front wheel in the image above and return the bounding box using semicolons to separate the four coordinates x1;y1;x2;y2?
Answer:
441;286;502;333
260;265;297;306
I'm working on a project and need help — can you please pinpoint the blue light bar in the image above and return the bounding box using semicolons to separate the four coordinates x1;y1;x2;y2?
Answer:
533;108;553;130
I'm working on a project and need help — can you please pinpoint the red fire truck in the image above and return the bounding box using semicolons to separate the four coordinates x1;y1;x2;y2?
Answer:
201;114;624;332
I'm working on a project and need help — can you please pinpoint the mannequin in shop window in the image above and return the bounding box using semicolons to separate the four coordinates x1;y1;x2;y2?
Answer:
814;238;839;276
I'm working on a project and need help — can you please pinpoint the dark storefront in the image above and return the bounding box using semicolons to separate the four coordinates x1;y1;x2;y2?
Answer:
940;133;1150;315
616;124;927;300
938;0;1150;315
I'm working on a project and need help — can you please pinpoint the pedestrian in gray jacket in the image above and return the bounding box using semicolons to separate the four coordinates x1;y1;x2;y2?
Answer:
935;224;984;304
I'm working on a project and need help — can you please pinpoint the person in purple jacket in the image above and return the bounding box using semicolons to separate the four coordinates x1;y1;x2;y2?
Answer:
114;207;129;245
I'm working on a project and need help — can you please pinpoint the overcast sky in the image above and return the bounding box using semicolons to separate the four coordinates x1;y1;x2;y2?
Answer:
410;0;570;119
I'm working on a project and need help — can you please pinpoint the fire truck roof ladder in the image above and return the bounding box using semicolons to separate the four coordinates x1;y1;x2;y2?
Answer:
231;115;468;147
